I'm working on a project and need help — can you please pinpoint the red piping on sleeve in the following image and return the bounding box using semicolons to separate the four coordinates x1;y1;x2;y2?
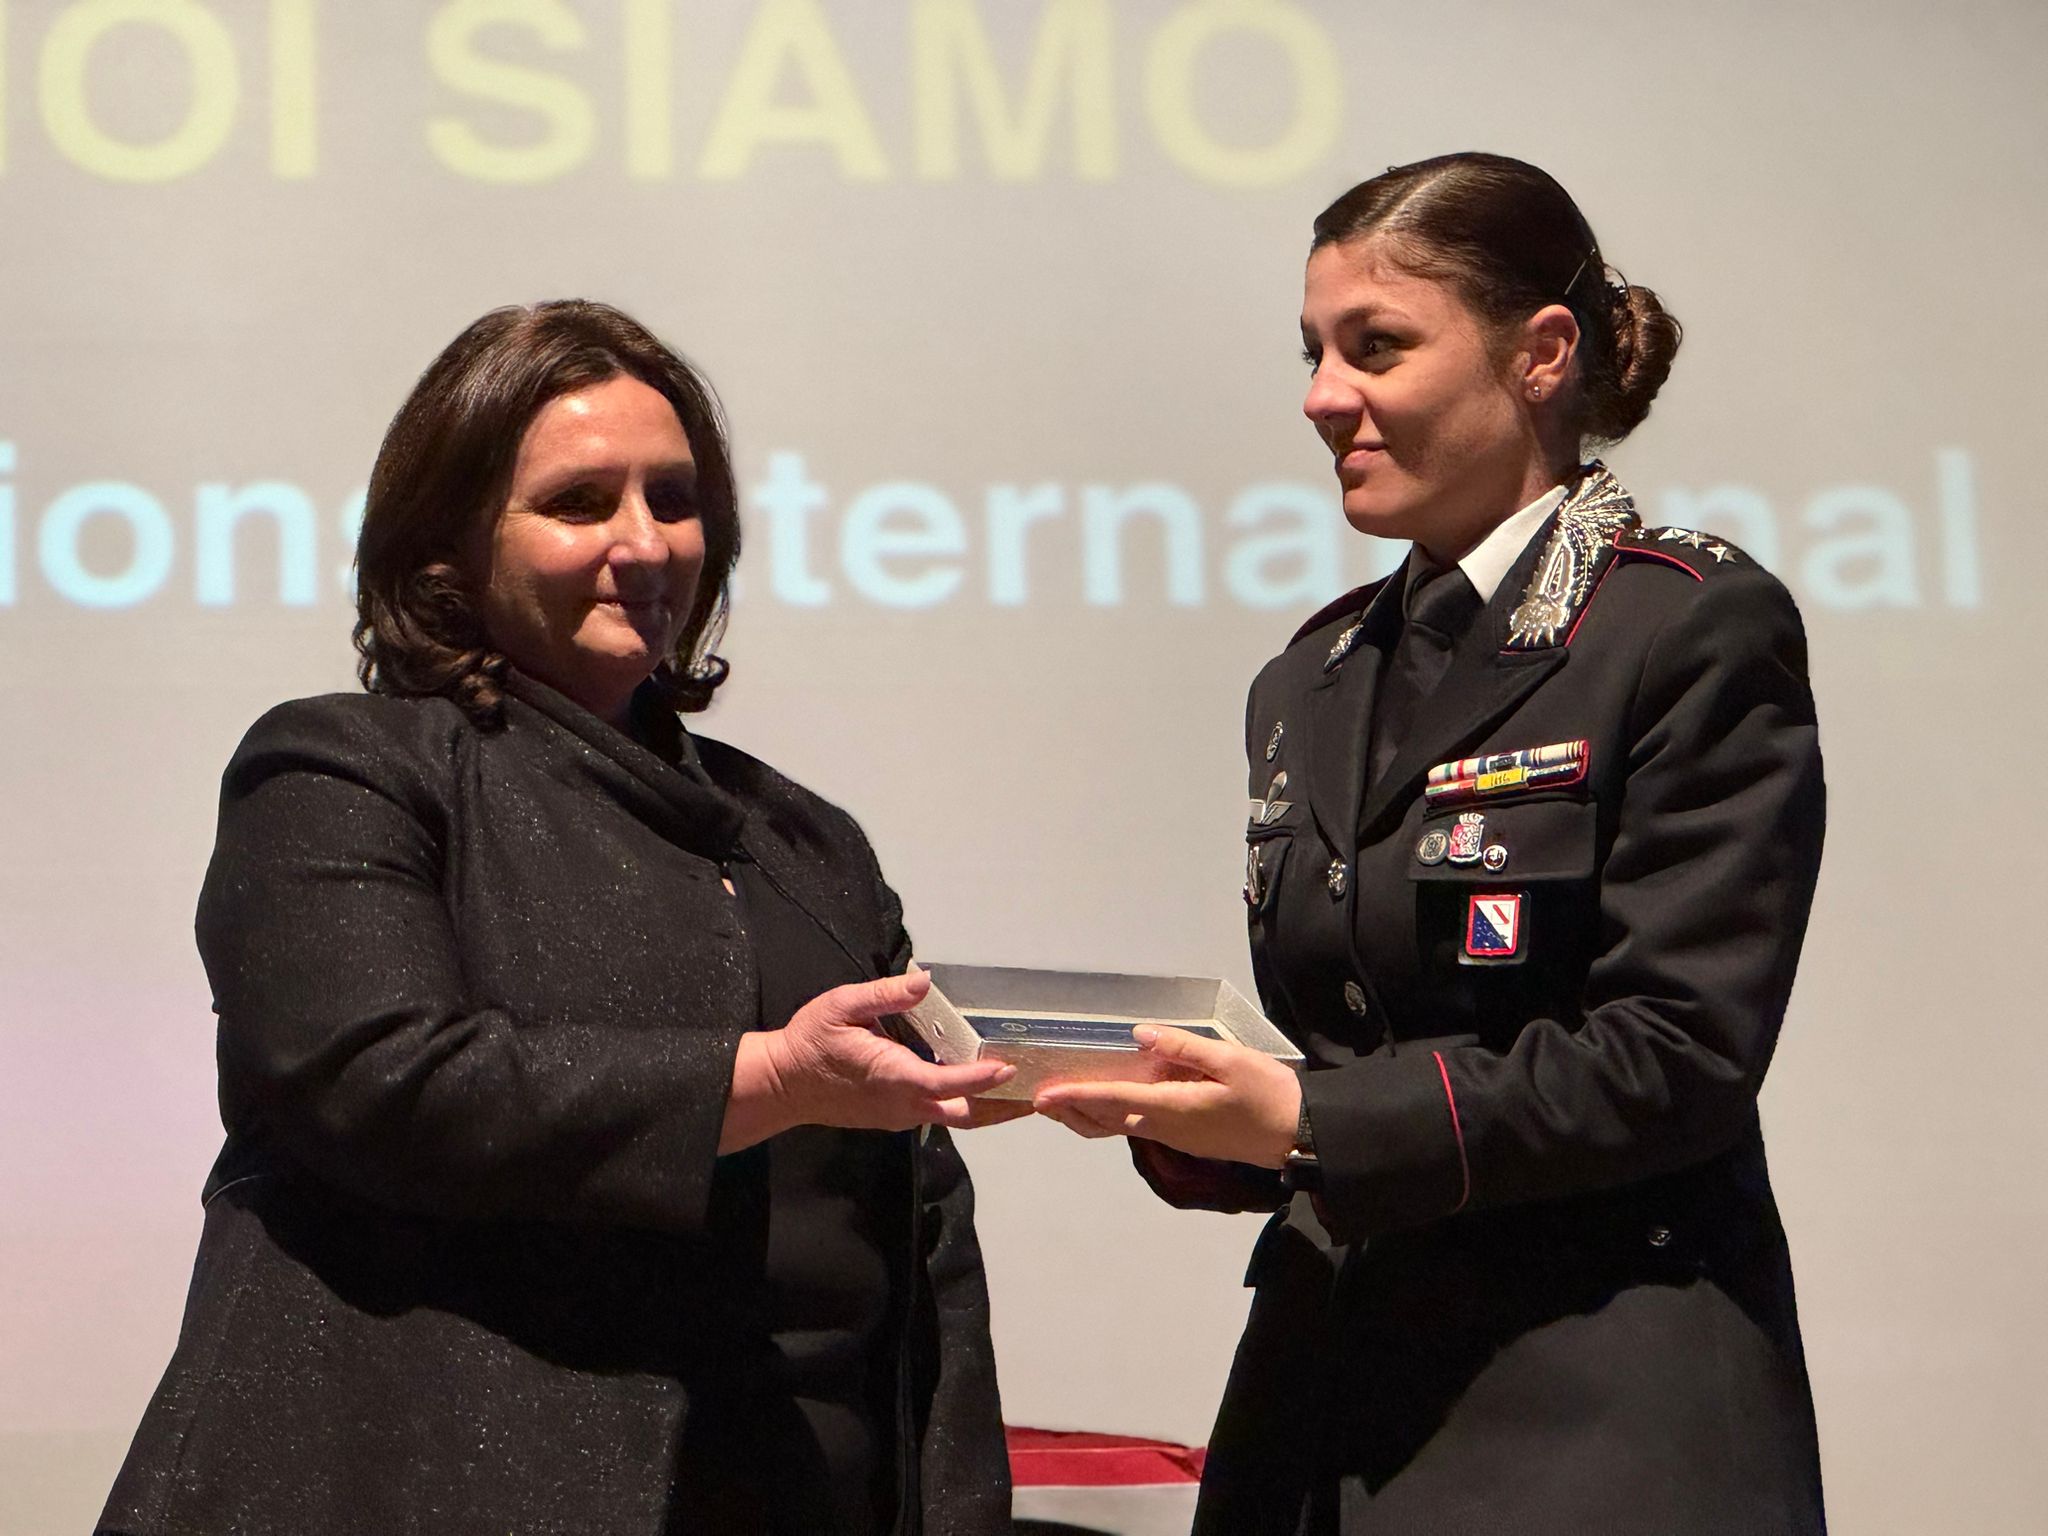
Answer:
1433;1050;1471;1213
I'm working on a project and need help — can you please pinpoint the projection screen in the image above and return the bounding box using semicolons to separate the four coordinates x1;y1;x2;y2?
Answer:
2;2;2044;1530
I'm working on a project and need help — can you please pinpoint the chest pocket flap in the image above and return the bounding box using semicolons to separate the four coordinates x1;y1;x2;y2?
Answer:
1407;796;1597;884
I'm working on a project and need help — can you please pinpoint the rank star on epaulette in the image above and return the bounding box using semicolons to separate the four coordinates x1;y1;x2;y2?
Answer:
1641;527;1739;565
1658;527;1709;549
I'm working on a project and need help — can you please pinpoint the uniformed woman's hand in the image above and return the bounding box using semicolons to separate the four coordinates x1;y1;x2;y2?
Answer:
720;970;1029;1152
1032;1025;1302;1169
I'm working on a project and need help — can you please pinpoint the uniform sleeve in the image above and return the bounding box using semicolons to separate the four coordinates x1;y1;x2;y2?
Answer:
1305;574;1825;1238
201;700;746;1234
1126;1138;1289;1212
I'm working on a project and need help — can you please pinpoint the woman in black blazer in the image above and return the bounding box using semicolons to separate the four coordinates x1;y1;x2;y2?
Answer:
100;301;1022;1536
1037;154;1828;1533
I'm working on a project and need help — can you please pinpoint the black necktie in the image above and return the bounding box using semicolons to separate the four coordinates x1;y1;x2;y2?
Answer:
1368;559;1482;787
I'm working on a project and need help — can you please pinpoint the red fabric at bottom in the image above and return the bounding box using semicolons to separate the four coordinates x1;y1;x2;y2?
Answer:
1005;1426;1206;1488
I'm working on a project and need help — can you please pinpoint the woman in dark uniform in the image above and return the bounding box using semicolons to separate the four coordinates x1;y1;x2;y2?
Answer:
100;300;1023;1536
1037;153;1828;1534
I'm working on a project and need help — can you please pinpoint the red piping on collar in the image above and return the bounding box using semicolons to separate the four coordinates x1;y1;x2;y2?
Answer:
1560;526;1696;648
1565;544;1702;644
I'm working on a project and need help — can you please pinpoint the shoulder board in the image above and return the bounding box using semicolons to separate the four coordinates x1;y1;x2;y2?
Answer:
1289;579;1385;647
1615;524;1750;578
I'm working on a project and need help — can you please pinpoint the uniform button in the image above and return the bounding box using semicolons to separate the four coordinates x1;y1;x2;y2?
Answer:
1326;859;1348;898
1343;980;1369;1017
1647;1225;1673;1249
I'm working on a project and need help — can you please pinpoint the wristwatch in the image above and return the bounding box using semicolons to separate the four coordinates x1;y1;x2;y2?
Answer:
1280;1081;1321;1192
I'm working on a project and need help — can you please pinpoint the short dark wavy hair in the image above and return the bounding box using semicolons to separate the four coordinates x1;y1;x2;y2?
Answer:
352;300;741;722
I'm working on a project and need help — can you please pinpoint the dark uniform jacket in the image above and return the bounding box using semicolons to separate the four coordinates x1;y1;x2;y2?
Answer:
99;673;1010;1536
1144;468;1827;1534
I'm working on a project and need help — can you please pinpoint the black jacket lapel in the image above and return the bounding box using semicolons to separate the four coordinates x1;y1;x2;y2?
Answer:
1355;530;1569;840
1357;643;1566;839
1298;578;1402;855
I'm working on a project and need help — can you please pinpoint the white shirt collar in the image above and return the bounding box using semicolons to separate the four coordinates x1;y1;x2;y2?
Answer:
1456;484;1567;602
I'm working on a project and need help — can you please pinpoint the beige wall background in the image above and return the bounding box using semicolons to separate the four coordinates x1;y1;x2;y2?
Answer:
2;1;2043;1530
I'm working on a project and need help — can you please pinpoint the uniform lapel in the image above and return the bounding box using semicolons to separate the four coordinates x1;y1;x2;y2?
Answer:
1355;530;1568;841
1298;577;1401;856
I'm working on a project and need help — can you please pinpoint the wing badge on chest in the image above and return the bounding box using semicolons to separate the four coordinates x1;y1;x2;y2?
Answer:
1248;770;1293;829
1245;736;1293;907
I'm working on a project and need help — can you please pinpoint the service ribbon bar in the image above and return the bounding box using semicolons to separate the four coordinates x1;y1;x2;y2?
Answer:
1424;739;1589;807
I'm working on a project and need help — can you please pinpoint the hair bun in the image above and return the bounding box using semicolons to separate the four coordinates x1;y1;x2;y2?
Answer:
1587;283;1682;443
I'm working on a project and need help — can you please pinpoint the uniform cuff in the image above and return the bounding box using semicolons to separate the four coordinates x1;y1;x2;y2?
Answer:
1300;1048;1471;1239
1128;1137;1287;1213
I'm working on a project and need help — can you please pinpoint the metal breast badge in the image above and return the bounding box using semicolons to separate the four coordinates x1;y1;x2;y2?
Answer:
1244;844;1269;907
1248;771;1291;828
1446;812;1487;866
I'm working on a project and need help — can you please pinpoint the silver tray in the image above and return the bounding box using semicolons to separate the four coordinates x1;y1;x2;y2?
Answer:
899;963;1302;1101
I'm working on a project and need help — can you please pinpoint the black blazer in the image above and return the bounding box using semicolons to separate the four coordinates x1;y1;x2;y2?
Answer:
1151;472;1827;1534
100;675;1009;1536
